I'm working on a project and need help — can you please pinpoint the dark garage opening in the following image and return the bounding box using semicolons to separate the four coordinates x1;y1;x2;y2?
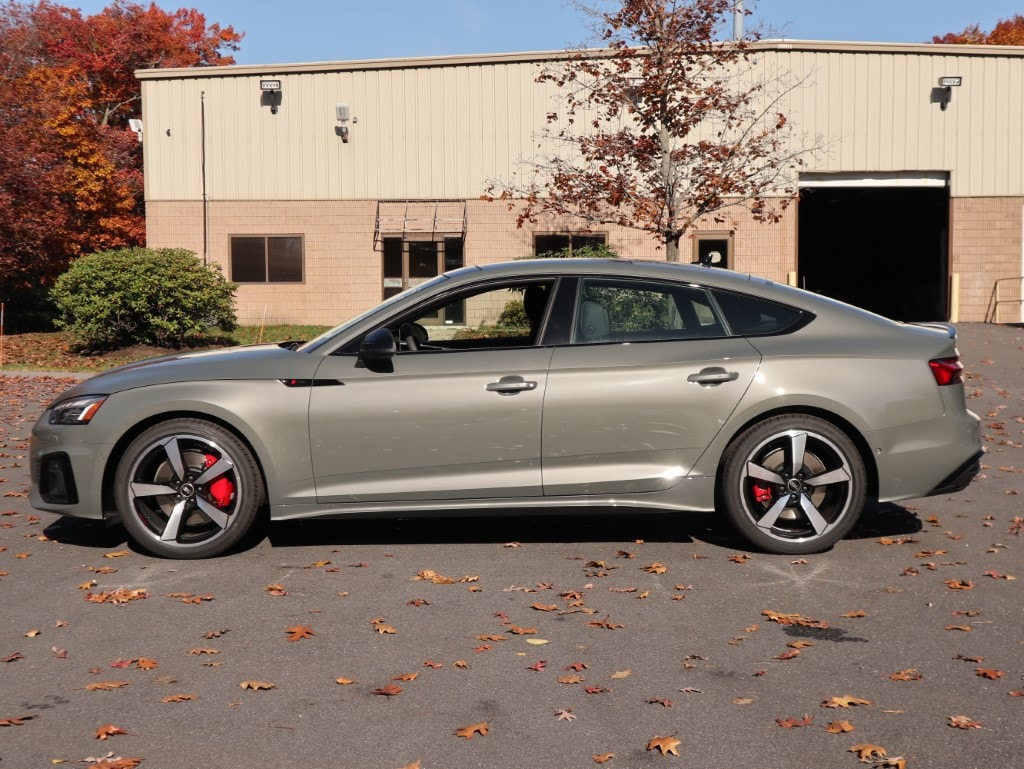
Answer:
798;186;949;321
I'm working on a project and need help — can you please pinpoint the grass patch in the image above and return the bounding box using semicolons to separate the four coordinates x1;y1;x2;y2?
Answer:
0;325;333;373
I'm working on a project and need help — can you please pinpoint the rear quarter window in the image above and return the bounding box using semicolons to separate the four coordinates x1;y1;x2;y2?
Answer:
712;289;809;336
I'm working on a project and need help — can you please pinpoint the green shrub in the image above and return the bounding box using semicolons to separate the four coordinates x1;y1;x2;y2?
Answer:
535;243;619;260
51;248;237;350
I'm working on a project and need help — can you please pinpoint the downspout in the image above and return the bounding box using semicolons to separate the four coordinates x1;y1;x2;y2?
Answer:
201;91;209;267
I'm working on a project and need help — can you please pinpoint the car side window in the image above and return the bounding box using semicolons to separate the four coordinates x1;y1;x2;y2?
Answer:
571;278;725;344
711;289;808;336
393;281;554;351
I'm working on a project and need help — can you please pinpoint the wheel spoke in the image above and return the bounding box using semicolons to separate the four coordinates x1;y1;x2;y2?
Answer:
162;437;187;481
159;499;189;542
754;496;790;530
194;456;233;486
788;431;807;476
195;497;230;530
745;461;784;485
129;482;177;499
798;494;830;535
804;466;851;489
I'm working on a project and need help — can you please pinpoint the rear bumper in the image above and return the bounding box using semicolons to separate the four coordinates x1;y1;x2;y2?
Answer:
924;449;983;496
872;407;981;503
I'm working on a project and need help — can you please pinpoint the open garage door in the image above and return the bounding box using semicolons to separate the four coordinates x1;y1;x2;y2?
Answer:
797;173;949;321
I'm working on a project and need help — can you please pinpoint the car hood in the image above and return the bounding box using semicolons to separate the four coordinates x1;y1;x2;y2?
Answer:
55;344;322;399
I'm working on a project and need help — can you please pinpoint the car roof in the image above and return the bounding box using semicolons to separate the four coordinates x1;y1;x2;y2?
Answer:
445;258;778;297
443;258;898;328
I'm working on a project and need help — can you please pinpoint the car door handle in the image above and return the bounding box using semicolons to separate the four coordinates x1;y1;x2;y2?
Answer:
687;367;740;386
486;376;538;395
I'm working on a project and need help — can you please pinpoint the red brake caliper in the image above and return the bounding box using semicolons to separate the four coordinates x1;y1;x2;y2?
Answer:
203;454;235;508
752;483;773;504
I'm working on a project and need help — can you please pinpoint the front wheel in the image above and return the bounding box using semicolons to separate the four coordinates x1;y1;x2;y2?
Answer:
720;415;866;554
114;419;266;559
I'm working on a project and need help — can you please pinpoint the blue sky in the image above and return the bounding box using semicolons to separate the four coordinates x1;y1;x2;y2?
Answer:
69;1;1023;65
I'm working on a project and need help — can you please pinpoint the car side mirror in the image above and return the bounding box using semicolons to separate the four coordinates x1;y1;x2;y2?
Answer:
358;327;396;371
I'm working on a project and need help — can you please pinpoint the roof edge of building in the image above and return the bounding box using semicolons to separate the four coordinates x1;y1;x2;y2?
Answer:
135;39;1024;81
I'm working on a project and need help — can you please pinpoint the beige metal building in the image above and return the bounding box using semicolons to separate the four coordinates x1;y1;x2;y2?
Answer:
137;40;1024;326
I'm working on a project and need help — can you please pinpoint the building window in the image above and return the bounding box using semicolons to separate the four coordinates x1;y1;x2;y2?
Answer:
230;235;303;282
692;232;732;268
382;236;465;323
534;233;607;257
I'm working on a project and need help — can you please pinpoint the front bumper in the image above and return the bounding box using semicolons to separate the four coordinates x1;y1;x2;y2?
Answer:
30;419;108;520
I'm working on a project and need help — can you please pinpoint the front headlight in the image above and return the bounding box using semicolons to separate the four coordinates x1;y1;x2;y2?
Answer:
49;395;108;425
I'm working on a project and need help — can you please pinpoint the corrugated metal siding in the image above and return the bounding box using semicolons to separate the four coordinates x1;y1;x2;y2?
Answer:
142;46;1024;202
143;60;564;202
771;48;1024;196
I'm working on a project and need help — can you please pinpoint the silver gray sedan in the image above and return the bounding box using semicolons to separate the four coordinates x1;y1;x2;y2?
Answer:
31;259;982;558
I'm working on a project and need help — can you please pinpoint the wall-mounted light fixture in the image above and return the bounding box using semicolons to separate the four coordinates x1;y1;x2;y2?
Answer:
128;118;143;142
933;75;962;111
335;103;351;142
260;78;282;114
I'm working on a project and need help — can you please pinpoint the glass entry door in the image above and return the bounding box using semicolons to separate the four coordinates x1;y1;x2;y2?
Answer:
382;237;464;325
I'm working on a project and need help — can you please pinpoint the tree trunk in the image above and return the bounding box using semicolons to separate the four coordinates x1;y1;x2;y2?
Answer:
665;234;681;263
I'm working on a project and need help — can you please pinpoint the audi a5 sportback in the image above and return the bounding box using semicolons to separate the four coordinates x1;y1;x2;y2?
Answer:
31;259;982;558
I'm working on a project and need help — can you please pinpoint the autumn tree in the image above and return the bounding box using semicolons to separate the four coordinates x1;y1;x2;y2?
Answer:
932;14;1024;45
488;0;819;262
0;1;241;330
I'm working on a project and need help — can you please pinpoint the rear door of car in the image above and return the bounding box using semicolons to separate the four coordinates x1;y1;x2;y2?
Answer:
541;276;761;496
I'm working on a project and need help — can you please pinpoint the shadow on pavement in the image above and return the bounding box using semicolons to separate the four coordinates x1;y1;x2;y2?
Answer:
43;503;922;555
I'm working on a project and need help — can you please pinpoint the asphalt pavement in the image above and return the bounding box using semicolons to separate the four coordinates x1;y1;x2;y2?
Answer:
0;323;1021;769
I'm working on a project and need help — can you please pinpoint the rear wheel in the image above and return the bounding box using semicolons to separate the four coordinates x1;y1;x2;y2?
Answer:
720;415;866;554
114;419;265;559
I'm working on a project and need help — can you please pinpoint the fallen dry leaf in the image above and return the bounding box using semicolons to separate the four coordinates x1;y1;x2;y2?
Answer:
286;625;315;642
85;681;129;692
646;735;682;755
373;683;403;697
944;579;974;590
507;624;538;635
239;680;275;691
777;714;814;728
160;693;198;702
825;720;855;734
822;695;872;708
371;617;397;635
95;723;128;740
976;668;1004;680
454;721;488;739
0;715;34;726
592;753;614;764
949;715;982;729
849;744;887;760
555;707;576;721
889;669;922;681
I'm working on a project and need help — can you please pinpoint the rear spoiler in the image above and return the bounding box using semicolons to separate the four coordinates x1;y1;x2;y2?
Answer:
907;322;957;340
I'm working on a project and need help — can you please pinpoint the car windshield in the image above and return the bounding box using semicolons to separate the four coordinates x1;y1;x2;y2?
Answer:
297;274;451;353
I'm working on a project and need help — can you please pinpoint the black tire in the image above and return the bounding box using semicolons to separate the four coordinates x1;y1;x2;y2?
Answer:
720;414;866;554
114;418;266;559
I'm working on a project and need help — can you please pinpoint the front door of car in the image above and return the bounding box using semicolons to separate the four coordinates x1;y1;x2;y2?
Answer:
308;348;551;503
541;277;761;495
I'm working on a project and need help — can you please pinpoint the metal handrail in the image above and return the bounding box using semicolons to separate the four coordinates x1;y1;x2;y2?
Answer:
988;276;1024;323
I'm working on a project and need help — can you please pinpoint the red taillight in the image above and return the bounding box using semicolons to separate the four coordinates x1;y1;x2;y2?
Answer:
929;357;964;386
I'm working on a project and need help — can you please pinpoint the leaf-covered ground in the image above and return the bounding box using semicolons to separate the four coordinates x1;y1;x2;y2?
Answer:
0;324;1021;769
0;326;331;372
